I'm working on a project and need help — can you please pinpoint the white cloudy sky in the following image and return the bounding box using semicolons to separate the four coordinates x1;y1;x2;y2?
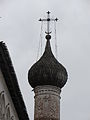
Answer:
0;0;90;120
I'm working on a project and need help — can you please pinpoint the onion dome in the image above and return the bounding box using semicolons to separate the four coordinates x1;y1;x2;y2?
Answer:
28;35;68;89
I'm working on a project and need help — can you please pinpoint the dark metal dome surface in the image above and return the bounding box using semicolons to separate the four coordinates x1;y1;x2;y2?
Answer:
28;37;68;88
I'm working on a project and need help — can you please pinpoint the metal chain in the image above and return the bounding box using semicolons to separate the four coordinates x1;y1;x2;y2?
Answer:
36;21;43;61
54;21;58;59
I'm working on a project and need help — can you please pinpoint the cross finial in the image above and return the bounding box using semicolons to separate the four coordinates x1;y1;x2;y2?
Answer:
39;11;58;39
47;11;50;14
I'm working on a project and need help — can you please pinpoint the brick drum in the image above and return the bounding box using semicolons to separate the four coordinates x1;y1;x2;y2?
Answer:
34;85;61;120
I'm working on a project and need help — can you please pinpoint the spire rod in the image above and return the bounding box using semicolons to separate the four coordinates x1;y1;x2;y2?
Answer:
39;11;58;35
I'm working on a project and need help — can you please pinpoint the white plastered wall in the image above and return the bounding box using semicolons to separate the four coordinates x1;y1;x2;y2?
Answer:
0;69;19;120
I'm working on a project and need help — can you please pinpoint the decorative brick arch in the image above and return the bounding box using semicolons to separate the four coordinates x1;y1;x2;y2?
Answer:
0;91;14;120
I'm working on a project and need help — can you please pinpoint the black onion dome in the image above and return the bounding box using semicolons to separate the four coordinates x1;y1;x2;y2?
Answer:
28;35;68;88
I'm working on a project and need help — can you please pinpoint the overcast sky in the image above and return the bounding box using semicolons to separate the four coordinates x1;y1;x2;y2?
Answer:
0;0;90;120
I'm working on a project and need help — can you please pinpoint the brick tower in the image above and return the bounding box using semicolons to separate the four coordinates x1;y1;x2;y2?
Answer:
28;12;68;120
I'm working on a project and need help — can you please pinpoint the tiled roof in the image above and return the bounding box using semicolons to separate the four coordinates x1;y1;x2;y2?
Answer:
0;41;30;120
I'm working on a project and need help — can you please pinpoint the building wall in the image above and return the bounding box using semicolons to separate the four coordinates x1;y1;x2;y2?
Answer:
0;69;19;120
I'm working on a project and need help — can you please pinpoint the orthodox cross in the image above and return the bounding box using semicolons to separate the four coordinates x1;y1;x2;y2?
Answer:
39;11;58;35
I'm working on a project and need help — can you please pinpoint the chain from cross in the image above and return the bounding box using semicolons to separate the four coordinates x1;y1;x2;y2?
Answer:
39;11;58;35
